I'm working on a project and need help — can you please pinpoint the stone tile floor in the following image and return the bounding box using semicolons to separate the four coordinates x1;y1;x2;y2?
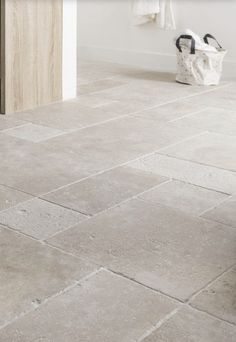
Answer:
0;60;235;341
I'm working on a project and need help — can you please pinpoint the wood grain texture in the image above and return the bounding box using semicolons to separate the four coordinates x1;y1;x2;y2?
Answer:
3;0;62;113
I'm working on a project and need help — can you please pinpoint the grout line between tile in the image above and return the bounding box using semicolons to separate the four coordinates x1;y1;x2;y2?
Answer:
105;268;183;304
199;194;233;216
187;263;236;304
154;150;236;174
0;267;103;331
136;307;180;342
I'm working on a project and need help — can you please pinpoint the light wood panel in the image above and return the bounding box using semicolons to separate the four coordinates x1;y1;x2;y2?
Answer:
2;0;62;113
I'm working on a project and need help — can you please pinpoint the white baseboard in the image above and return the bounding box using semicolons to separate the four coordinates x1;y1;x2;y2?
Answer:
78;45;236;79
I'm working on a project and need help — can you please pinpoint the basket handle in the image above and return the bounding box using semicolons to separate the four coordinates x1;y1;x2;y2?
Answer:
176;35;196;55
203;34;222;49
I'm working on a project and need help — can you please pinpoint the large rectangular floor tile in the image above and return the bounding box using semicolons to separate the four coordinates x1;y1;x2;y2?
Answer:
133;98;206;123
0;226;96;327
0;198;87;240
198;85;236;111
48;199;236;301
0;269;178;342
140;180;228;216
41;116;201;175
190;267;236;324
143;307;236;342
0;117;27;131
77;78;125;95
202;195;236;228
173;107;236;136
0;185;32;211
43;166;168;215
0;135;90;195
160;132;236;171
10;100;131;131
128;154;236;194
3;123;63;142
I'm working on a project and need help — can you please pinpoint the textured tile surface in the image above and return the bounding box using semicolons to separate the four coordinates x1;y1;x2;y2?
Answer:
174;107;236;136
161;132;236;171
140;180;228;215
190;267;236;324
0;117;27;131
0;226;96;327
202;195;236;228
0;135;90;195
10;100;130;131
0;61;235;339
143;307;236;342
133;98;205;123
0;198;87;239
3;123;63;142
0;185;32;211
0;269;178;342
129;153;236;194
49;199;236;301
43;166;168;215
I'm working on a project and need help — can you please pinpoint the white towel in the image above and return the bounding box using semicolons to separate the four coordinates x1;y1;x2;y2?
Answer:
132;0;176;30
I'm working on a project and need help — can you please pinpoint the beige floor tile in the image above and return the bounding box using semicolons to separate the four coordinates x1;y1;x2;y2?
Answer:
140;180;228;216
143;307;236;342
0;117;27;131
0;198;87;240
77;78;125;95
202;195;236;228
173;107;236;136
160;132;236;172
190;267;236;324
10;100;126;131
0;185;32;211
0;135;90;195
133;98;205;123
129;154;236;194
0;269;178;342
43;166;168;215
0;226;96;327
48;199;236;301
41;116;201;175
199;86;236;111
3;123;63;142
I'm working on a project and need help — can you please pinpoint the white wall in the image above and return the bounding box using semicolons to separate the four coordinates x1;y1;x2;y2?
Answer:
77;0;236;78
63;0;77;99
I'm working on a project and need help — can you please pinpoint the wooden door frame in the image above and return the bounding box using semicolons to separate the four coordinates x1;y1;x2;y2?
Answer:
0;0;5;114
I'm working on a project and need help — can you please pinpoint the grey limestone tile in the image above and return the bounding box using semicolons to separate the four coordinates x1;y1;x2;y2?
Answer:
41;115;202;176
128;153;236;194
133;98;205;123
3;123;63;142
143;306;236;342
0;117;27;131
48;199;236;301
77;78;125;95
0;185;32;211
0;198;87;240
10;100;131;131
0;269;178;342
160;132;236;172
190;267;236;324
43;166;168;215
0;226;96;328
202;195;236;228
0;134;90;195
140;180;228;216
173;107;236;136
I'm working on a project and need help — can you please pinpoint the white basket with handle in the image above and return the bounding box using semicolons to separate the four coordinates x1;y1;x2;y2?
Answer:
176;33;227;86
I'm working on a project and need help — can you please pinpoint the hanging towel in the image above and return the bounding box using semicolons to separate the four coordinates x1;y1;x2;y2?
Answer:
132;0;176;30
